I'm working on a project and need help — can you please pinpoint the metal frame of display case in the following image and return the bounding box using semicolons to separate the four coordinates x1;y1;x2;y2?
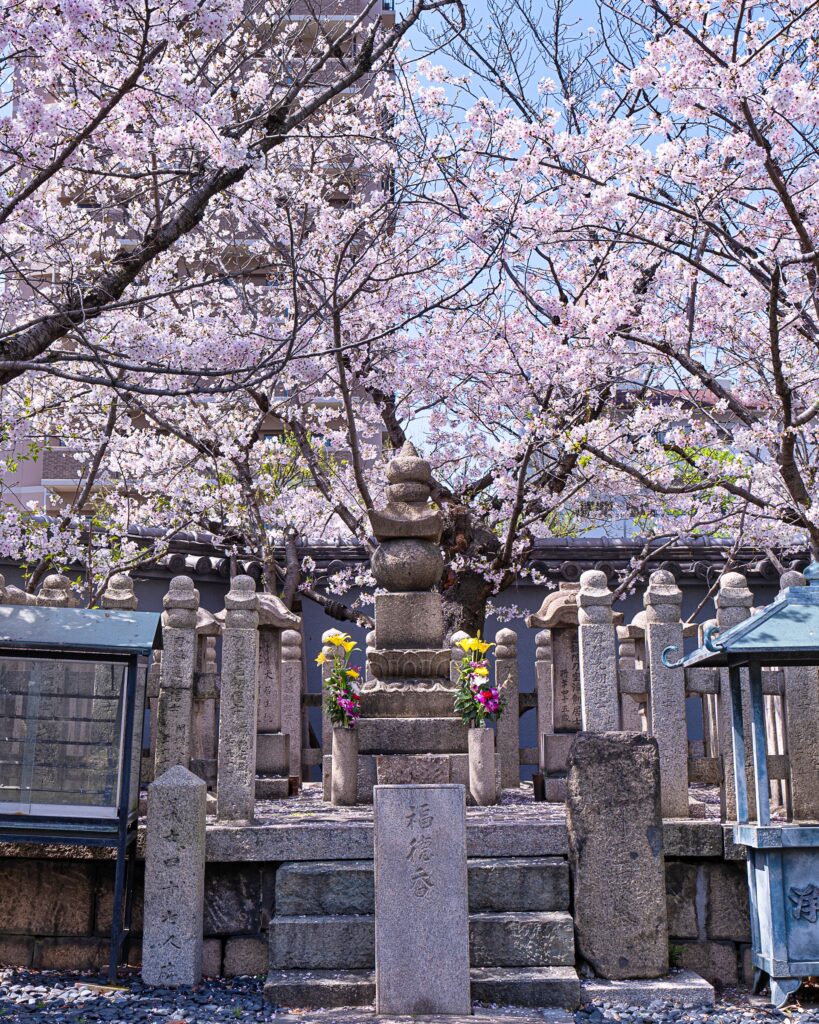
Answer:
664;563;819;1006
0;605;161;981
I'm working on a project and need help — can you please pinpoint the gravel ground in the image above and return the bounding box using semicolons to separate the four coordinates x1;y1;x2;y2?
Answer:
2;971;819;1024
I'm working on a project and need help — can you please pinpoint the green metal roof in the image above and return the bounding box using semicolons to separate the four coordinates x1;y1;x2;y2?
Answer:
664;561;819;669
0;605;161;656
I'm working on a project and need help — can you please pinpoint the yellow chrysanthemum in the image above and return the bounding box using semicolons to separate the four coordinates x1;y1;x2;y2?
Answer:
315;651;327;665
472;665;489;676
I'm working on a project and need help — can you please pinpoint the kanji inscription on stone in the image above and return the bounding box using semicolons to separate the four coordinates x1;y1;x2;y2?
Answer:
374;784;470;1015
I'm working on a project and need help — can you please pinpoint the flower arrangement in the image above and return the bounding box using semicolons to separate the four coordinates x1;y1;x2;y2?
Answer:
317;632;362;728
453;634;506;728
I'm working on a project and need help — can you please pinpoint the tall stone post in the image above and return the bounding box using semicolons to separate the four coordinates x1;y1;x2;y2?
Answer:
255;594;300;799
644;570;689;818
577;570;620;731
780;571;819;821
216;575;259;822
155;576;199;777
716;571;755;821
534;631;553;765
142;765;206;987
494;628;520;790
281;629;304;783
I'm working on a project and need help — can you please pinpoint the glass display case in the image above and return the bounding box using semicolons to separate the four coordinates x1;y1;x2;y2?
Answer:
0;603;161;979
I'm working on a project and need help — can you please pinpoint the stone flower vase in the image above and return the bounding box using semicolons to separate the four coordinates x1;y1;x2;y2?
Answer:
331;725;358;806
468;726;497;806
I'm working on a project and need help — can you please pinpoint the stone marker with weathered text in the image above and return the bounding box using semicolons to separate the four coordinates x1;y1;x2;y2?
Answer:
566;731;669;980
142;765;206;987
374;783;471;1016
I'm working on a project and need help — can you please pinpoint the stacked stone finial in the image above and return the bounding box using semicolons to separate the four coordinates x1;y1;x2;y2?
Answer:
101;573;138;611
370;442;446;655
37;574;79;607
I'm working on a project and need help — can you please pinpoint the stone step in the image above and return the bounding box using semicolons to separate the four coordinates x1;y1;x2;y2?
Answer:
264;967;581;1010
469;911;574;967
357;716;468;754
275;857;570;917
264;969;375;1009
268;912;574;970
471;966;581;1008
360;687;459;718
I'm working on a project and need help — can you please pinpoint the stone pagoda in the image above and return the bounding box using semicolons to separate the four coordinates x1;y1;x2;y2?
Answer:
348;442;468;798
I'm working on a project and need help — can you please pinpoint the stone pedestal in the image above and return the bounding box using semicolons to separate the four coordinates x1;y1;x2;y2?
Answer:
142;765;206;987
331;726;359;806
468;727;496;806
567;732;669;979
374;784;471;1015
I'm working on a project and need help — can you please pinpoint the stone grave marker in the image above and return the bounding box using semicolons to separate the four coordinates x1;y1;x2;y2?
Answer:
142;765;206;987
566;731;668;979
374;783;471;1015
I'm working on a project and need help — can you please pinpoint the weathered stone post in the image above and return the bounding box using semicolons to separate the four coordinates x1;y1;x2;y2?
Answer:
36;573;79;607
644;570;690;818
534;630;553;763
450;630;469;683
780;571;819;821
142;765;206;987
715;572;755;820
494;628;520;790
577;570;620;731
281;628;304;783
567;732;669;979
216;575;259;822
155;576;199;776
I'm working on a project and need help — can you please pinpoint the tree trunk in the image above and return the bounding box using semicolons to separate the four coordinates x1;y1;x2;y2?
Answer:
440;570;491;639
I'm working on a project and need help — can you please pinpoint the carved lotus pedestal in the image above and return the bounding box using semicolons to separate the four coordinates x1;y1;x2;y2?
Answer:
468;726;497;806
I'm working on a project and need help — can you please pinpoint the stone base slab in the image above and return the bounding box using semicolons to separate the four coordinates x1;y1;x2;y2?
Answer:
274;1009;574;1024
357;716;468;754
580;970;714;1007
265;967;580;1010
254;776;290;800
